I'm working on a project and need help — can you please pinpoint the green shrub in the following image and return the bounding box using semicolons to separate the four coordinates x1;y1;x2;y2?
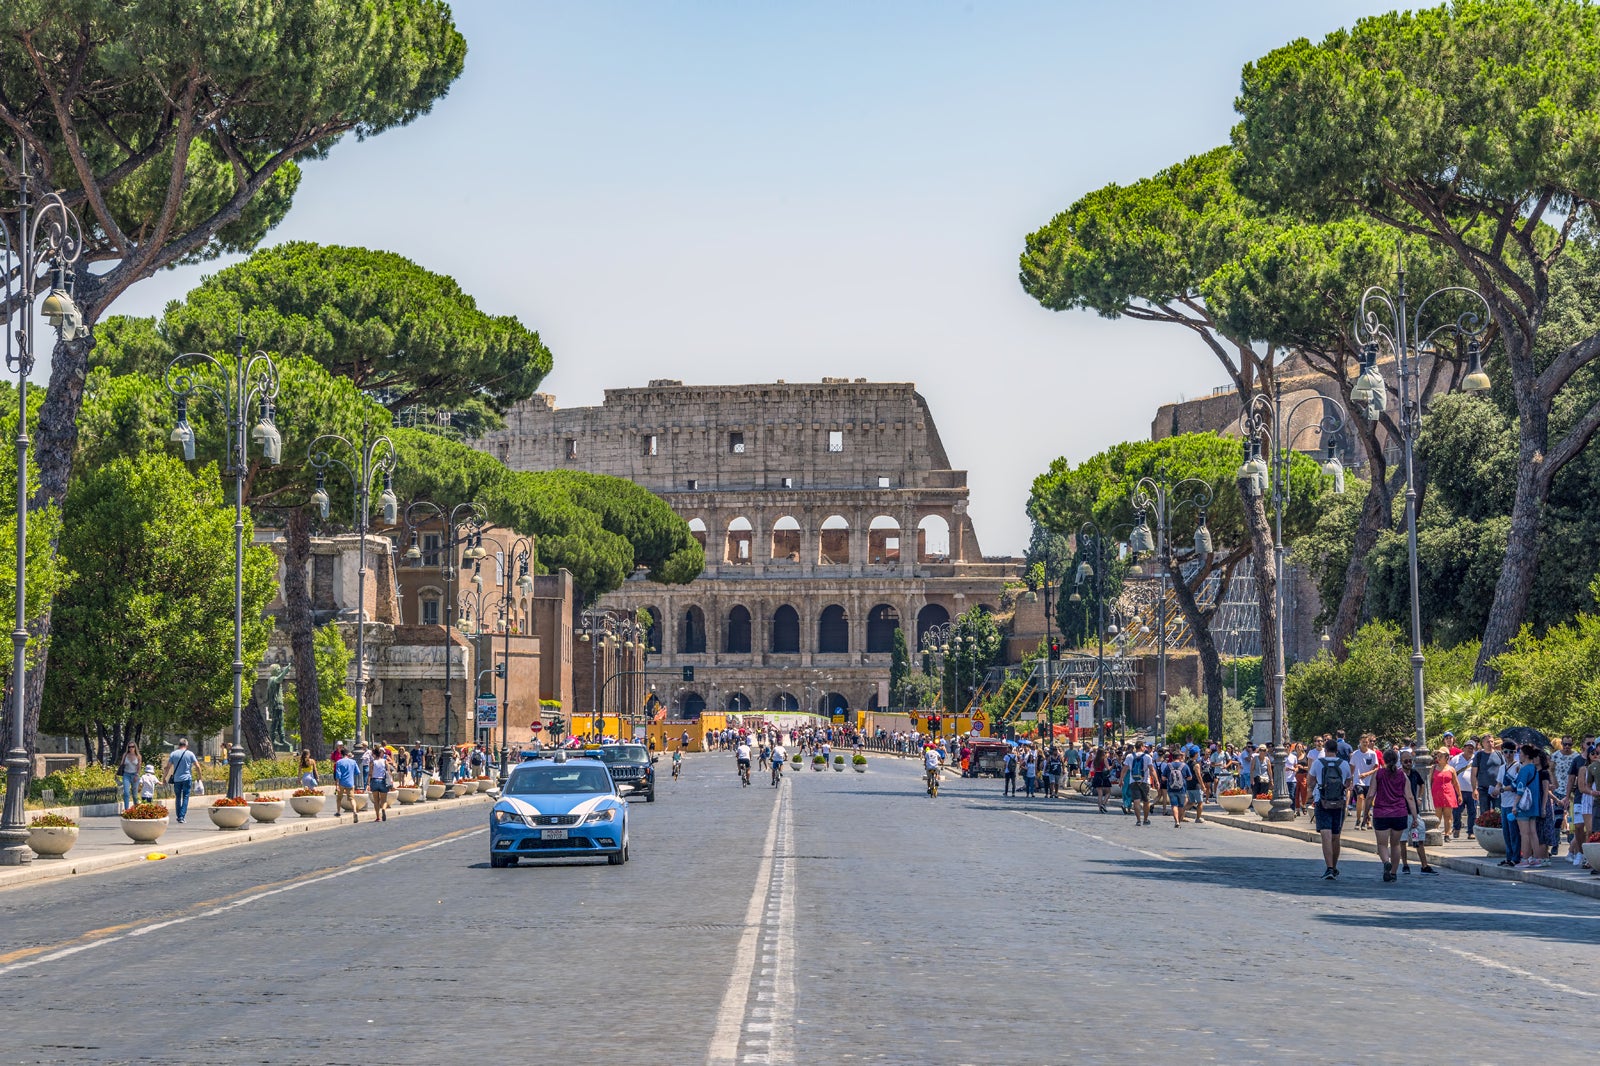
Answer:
31;763;117;800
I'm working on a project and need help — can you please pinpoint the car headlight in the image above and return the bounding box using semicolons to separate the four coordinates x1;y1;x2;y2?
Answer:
583;808;616;824
493;809;516;824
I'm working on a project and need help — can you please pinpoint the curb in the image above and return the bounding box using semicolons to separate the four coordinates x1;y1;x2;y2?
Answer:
0;792;494;894
1048;785;1600;902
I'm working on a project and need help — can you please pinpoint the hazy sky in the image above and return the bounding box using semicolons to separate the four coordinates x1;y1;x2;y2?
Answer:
110;0;1386;554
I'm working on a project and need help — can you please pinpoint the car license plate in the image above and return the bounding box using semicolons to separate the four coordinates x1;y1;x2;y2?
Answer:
542;829;568;840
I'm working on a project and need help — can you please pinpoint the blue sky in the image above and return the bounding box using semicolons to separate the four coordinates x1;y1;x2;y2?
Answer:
115;0;1387;554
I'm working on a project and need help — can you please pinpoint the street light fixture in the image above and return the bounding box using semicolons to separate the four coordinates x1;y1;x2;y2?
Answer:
402;499;486;795
165;332;282;801
1238;383;1349;822
1354;248;1494;842
0;147;84;866
308;427;398;768
1129;477;1214;740
474;533;535;774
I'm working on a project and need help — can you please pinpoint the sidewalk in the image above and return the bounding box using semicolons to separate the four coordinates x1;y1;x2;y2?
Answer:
0;786;494;893
1034;779;1600;903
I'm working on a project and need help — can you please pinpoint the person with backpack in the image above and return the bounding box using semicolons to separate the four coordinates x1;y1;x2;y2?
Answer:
1166;750;1190;826
1309;737;1352;879
1124;741;1155;826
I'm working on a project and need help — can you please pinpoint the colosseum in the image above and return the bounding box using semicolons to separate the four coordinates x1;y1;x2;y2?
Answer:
475;378;1019;717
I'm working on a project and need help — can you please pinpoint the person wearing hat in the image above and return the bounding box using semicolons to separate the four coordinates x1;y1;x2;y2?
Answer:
1441;731;1461;757
136;764;159;805
1449;740;1478;838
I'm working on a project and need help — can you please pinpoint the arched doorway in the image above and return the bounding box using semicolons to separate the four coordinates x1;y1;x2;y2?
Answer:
866;603;900;653
771;605;800;654
771;516;801;560
916;603;950;648
679;691;706;717
680;605;707;654
725;605;752;654
819;514;850;565
818;604;849;654
642;606;663;653
819;691;850;716
917;514;951;562
868;515;901;564
726;692;752;712
771;691;799;712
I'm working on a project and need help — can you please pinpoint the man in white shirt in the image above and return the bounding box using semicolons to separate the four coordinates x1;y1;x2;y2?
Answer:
1124;742;1155;826
1349;735;1379;830
1309;737;1352;879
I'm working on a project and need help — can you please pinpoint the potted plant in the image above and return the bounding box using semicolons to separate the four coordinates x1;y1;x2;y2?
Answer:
424;779;447;800
27;812;78;858
811;754;826;771
1217;788;1253;814
833;754;845;772
289;787;326;817
396;782;423;804
852;753;867;773
208;795;251;829
120;801;170;843
791;753;802;767
338;789;370;812
1251;793;1274;818
1475;810;1505;854
248;793;286;823
454;777;476;795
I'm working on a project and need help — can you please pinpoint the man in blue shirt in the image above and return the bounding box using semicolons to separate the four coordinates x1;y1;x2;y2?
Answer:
334;750;361;823
165;738;199;823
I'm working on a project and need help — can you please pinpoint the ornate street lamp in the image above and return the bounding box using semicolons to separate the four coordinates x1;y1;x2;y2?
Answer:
1129;477;1215;740
308;427;398;766
473;534;535;775
0;148;83;865
165;334;282;800
1238;385;1349;822
403;500;485;795
1354;249;1493;842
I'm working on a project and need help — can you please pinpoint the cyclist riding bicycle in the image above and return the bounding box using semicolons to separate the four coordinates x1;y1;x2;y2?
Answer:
671;749;682;780
736;740;752;786
924;743;943;793
770;743;786;785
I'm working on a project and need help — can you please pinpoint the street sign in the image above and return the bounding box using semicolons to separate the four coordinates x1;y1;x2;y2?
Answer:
529;723;543;732
475;695;497;727
1074;697;1093;728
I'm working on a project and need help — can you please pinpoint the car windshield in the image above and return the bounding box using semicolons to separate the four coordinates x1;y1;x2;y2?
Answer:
504;766;613;796
593;747;648;765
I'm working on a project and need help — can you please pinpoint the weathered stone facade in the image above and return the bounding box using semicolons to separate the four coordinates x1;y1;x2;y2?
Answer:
476;378;1019;717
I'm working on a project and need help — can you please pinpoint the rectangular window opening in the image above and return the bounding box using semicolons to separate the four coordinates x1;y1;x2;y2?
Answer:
566;438;578;460
827;430;843;453
644;434;658;457
686;478;699;491
878;475;890;488
781;476;793;489
729;432;745;454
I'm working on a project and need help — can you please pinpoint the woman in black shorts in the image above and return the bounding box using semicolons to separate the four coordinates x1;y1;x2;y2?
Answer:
1370;748;1417;882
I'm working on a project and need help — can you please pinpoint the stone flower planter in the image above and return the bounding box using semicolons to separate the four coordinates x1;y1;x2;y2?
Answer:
1217;793;1253;814
26;825;78;858
454;778;476;795
120;816;168;843
1252;797;1275;819
396;786;422;805
249;800;286;824
811;759;825;772
290;793;326;817
338;791;370;812
208;804;251;830
833;760;845;772
425;781;447;800
853;760;867;773
1475;825;1507;855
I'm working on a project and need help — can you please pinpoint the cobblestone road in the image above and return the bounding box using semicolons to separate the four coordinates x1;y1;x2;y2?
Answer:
1;755;1593;1065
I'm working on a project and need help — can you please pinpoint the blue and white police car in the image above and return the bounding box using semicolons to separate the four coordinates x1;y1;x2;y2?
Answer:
489;751;630;867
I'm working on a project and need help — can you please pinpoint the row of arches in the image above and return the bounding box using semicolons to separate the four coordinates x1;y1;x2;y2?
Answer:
688;514;951;566
677;690;854;716
642;603;953;656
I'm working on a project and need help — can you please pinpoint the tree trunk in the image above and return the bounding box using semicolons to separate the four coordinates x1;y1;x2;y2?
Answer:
1474;441;1547;684
241;688;273;759
284;508;326;759
1330;412;1394;656
1240;476;1280;722
1168;553;1225;743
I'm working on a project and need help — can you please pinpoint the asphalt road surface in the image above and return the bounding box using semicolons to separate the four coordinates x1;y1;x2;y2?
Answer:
2;754;1594;1065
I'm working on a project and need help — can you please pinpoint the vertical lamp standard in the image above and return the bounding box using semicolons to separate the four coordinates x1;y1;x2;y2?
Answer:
1353;253;1492;840
166;335;283;800
1237;385;1349;822
1129;478;1215;740
920;622;955;723
578;609;638;741
472;536;535;775
455;580;505;766
0;149;84;865
308;428;398;766
1069;520;1112;744
402;500;486;795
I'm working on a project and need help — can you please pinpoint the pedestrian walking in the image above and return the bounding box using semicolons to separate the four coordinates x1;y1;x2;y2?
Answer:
165;738;199;823
1430;750;1462;840
1350;734;1378;830
1184;750;1205;823
298;749;318;789
1091;749;1112;812
1310;737;1351;880
1164;751;1188;826
119;740;142;810
369;746;392;822
1397;751;1437;874
1514;743;1548;868
334;748;360;823
1450;741;1478;838
1371;748;1415;882
1003;748;1017;796
1125;741;1154;826
137;764;158;803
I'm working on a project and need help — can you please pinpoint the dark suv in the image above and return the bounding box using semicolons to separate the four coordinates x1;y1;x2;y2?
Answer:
591;745;657;802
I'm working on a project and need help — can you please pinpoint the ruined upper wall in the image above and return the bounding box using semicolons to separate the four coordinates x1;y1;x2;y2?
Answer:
476;378;962;495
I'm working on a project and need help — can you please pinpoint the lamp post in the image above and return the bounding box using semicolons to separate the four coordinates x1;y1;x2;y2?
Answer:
472;536;535;776
456;580;505;762
1353;251;1492;841
402;500;486;795
1129;478;1215;741
0;148;83;865
1237;385;1349;822
920;622;955;722
166;334;283;800
1070;521;1112;746
308;427;398;766
577;609;641;742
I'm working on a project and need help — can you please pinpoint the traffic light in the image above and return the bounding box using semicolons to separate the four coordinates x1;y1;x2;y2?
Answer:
682;666;695;682
1048;642;1060;661
493;662;506;679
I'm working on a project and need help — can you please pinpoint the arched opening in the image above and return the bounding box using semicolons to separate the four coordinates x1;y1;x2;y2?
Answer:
679;691;705;717
770;605;800;654
916;603;950;647
819;691;850;716
725;605;752;654
726;692;752;712
818;604;849;654
866;603;900;654
771;691;799;712
643;606;664;653
868;515;901;565
771;515;801;560
917;515;951;562
679;605;707;654
687;518;708;552
725;516;753;565
868;690;881;711
819;514;850;565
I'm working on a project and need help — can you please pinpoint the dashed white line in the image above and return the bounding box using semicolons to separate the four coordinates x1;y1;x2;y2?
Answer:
707;785;784;1065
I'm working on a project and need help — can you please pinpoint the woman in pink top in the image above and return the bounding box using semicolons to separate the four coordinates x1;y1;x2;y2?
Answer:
1431;750;1463;840
1370;748;1417;883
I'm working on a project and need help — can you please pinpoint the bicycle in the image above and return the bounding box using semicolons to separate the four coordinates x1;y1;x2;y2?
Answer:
739;760;751;787
771;759;783;787
672;758;682;782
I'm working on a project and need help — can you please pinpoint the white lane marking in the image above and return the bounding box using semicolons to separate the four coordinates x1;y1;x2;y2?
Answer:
1437;944;1596;998
0;829;484;978
767;791;797;1066
1014;809;1171;862
707;784;783;1065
